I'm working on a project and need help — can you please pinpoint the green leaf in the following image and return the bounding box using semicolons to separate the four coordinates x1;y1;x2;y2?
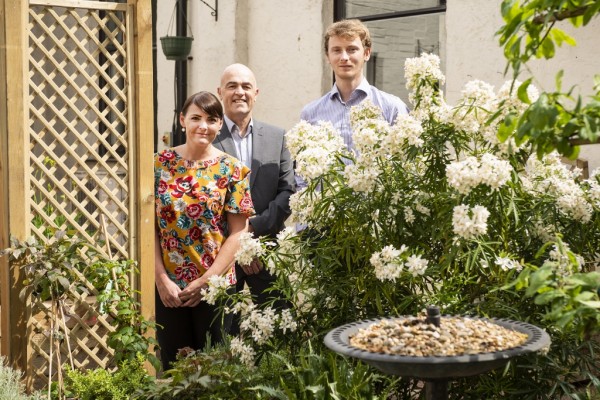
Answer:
574;291;596;302
526;267;553;296
57;276;70;290
567;272;600;287
517;78;533;103
498;113;518;141
534;290;564;305
555;310;576;328
538;37;556;59
577;300;600;308
550;28;576;47
555;70;564;92
583;1;600;25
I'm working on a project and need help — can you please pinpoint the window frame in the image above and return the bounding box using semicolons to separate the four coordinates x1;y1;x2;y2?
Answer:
334;0;446;22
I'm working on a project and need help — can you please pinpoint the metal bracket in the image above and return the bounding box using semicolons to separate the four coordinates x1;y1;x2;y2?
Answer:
199;0;218;21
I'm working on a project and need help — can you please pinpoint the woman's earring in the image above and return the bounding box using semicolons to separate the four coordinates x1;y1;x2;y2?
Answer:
181;127;186;132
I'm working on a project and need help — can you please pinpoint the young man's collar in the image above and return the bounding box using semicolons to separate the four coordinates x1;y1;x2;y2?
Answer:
329;76;371;100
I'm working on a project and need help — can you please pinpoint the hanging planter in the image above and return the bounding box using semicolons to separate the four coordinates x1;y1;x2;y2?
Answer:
160;36;194;60
160;2;194;61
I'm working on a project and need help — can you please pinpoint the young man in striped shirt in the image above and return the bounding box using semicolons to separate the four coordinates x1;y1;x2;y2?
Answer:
300;19;409;152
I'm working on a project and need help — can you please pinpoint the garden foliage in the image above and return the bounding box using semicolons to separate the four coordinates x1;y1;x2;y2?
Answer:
213;52;600;398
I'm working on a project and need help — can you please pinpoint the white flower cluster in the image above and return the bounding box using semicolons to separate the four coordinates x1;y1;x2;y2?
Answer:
200;275;230;305
352;119;390;158
349;101;395;164
404;53;447;121
404;206;415;224
404;53;445;91
350;99;384;130
370;245;405;282
494;257;523;272
278;309;298;333
496;80;540;116
235;231;265;265
285;120;346;182
276;227;298;255
370;245;429;281
446;153;513;195
548;244;584;278
452;205;490;239
483;80;539;153
240;305;277;345
523;152;593;222
352;126;381;153
230;337;256;367
445;80;496;134
288;188;316;226
385;114;425;154
585;168;600;206
227;288;253;315
342;162;380;193
294;147;336;181
531;219;556;242
406;254;429;277
230;302;298;366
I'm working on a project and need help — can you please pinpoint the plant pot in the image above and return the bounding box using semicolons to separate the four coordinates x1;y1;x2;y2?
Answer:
160;36;194;60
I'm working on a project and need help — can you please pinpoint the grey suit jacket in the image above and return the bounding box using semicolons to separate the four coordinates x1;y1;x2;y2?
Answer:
214;120;295;238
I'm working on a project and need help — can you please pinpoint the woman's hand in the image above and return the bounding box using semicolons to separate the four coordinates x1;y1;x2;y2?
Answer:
178;278;207;307
155;227;183;307
156;273;183;308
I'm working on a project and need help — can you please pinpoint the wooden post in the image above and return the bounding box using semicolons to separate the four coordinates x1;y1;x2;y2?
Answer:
0;0;9;361
0;0;31;376
131;0;156;375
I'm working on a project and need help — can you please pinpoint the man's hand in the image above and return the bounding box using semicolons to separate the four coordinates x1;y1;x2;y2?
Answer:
240;258;263;275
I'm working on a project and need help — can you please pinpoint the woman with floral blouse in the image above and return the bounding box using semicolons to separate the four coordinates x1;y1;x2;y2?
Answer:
154;91;254;371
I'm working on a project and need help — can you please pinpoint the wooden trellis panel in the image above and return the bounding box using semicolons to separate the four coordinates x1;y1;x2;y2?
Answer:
26;0;133;389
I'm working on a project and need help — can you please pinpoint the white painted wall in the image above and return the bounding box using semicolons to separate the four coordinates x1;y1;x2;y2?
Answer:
156;0;599;173
445;0;600;173
156;0;330;151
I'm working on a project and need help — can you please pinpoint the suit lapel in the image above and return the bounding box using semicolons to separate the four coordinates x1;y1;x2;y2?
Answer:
250;123;265;188
216;125;238;158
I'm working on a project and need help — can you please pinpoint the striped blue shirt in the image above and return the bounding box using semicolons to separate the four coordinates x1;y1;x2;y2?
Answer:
224;115;253;169
300;78;409;152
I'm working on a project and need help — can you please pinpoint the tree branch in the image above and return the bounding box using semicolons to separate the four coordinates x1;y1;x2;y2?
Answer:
532;5;589;24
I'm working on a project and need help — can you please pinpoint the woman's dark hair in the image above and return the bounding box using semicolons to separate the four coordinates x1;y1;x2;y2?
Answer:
181;91;223;120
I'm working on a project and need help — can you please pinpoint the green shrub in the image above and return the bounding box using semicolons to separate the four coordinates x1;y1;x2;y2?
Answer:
62;355;152;400
0;357;44;400
138;343;267;400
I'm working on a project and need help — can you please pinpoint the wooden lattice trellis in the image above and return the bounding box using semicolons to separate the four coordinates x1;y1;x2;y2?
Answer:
26;0;134;389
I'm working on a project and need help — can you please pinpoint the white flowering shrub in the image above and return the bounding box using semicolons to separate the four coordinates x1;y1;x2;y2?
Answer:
210;53;600;398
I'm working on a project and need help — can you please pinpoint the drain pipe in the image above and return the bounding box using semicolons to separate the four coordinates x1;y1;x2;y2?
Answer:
173;0;189;146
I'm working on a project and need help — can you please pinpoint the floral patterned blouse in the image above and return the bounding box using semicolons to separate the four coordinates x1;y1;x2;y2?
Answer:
154;149;255;288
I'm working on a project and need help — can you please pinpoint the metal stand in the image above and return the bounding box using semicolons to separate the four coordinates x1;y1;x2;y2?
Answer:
425;380;448;400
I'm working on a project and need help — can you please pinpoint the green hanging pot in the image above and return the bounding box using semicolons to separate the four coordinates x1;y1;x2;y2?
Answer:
160;36;194;61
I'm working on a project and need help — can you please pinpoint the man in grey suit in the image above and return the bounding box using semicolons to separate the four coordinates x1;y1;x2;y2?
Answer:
214;64;294;330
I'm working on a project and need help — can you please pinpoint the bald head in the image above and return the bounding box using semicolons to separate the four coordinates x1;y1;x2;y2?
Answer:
217;64;259;126
220;63;257;87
